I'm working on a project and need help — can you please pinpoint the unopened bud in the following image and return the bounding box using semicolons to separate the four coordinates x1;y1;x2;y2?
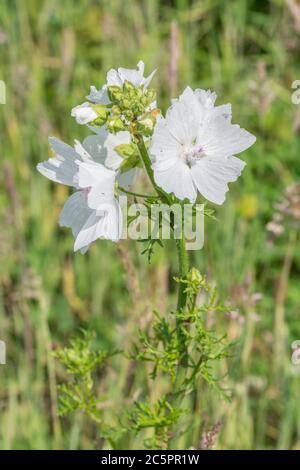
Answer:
111;105;121;116
137;113;155;136
92;104;109;119
91;115;108;127
190;267;202;283
132;102;145;116
108;85;123;103
121;98;131;109
124;109;134;120
141;95;149;106
107;117;126;133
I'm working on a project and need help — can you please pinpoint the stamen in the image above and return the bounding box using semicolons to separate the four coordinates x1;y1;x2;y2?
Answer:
180;144;206;167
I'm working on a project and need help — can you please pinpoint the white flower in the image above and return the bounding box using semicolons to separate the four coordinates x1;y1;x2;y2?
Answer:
71;102;98;125
150;87;256;205
86;86;110;105
106;60;156;88
85;60;156;105
37;137;122;253
82;129;139;190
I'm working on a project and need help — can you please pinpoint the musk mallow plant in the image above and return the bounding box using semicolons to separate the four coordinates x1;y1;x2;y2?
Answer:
37;61;256;449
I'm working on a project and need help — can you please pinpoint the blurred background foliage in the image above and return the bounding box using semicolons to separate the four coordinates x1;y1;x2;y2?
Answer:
1;0;300;449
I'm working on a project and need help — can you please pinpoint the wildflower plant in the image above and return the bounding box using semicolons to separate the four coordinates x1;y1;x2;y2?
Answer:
37;61;255;449
52;331;114;423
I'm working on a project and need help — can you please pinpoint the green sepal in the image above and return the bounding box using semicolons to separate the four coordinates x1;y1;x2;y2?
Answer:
90;115;108;127
114;143;137;159
114;143;142;173
136;114;155;136
107;117;126;133
123;79;136;94
119;154;141;173
90;104;109;126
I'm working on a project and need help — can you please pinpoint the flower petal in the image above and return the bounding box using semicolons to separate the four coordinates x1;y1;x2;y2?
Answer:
106;61;156;89
73;211;104;252
166;92;200;144
191;156;246;205
74;140;93;162
82;133;107;165
71;102;98;125
76;160;116;209
86;86;109;104
97;200;123;241
59;191;98;253
194;88;217;108
103;131;131;170
117;62;144;87
73;199;123;251
106;68;123;87
83;131;136;189
143;67;157;88
179;87;231;125
150;117;181;165
198;115;256;158
153;158;197;202
37;137;79;187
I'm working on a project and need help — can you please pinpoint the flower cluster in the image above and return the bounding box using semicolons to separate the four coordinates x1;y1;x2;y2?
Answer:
37;61;256;253
71;60;158;135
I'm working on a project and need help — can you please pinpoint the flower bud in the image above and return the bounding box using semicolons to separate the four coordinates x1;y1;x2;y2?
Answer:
107;117;126;133
137;113;155;136
71;102;98;125
190;267;202;283
111;105;121;116
141;95;149;106
107;85;123;103
121;98;131;109
132;101;144;116
91;115;108;127
123;109;134;120
92;104;109;119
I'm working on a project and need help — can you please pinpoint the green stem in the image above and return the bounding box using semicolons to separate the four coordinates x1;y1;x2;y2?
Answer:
135;135;190;355
175;235;189;367
136;137;156;187
118;186;158;200
176;236;189;311
136;137;169;202
136;135;190;310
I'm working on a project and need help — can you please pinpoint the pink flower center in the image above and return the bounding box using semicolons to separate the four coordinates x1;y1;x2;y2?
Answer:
180;145;206;167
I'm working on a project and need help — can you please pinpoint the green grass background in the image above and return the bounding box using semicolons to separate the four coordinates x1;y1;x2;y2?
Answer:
1;0;300;449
